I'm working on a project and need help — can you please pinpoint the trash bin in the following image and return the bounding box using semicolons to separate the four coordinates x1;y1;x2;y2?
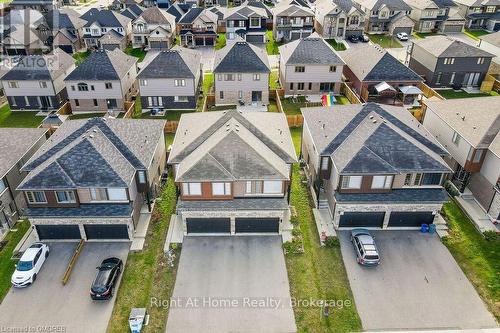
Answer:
129;308;147;333
420;223;429;233
429;224;436;234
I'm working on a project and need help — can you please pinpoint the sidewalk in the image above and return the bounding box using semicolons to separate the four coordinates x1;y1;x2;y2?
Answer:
455;196;498;233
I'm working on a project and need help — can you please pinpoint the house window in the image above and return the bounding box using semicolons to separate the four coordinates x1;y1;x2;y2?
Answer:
93;99;98;106
444;58;455;65
414;173;422;186
218;74;222;81
371;175;393;189
220;91;224;99
0;178;6;193
290;82;294;90
436;72;442;84
250;17;260;27
71;85;75;91
138;171;146;184
320;157;329;170
212;182;231;196
237;73;242;81
105;82;113;89
404;173;412;186
39;81;47;88
486;6;495;13
90;188;108;201
295;66;305;73
452;131;461;145
174;79;186;86
26;191;47;204
450;72;456;84
308;82;312;90
75;99;79;107
329;66;336;72
174;96;188;102
477;57;485;64
140;79;147;86
340;176;362;189
182;182;202;196
297;82;304;90
421;173;442;185
263;181;282;194
350;15;359;25
77;83;88;91
107;188;127;201
238;90;243;99
55;191;76;203
224;74;234;81
91;85;95;91
253;74;260;81
472;149;483;163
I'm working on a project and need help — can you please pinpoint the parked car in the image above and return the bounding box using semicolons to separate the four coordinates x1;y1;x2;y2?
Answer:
350;229;380;266
396;32;409;41
11;242;50;287
90;257;123;300
348;35;359;43
360;35;370;43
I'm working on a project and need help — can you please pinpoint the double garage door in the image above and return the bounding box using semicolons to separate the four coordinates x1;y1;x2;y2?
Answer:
338;211;434;228
186;218;279;234
36;224;129;240
442;25;463;33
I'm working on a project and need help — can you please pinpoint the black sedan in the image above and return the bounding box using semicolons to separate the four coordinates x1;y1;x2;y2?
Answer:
90;257;123;300
348;35;359;43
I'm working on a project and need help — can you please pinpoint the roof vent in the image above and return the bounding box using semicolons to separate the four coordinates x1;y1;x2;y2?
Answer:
89;134;94;138
93;129;97;132
372;119;377;123
462;116;466;121
322;123;325;129
369;115;374;119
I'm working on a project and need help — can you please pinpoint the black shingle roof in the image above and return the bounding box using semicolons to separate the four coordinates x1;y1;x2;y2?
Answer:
177;197;289;211
24;203;133;217
138;50;195;78
64;50;122;81
286;37;344;65
364;53;422;82
2;57;52;80
334;188;449;203
214;42;269;73
179;7;203;24
81;8;128;27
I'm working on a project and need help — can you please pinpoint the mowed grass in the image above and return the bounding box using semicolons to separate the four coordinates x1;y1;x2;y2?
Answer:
269;70;281;89
439;89;498;99
464;29;490;41
72;50;91;65
326;39;347;51
0;221;30;302
442;201;500;321
368;34;403;48
124;47;147;62
107;175;180;333
285;128;362;332
0;104;41;128
215;33;226;50
266;30;282;55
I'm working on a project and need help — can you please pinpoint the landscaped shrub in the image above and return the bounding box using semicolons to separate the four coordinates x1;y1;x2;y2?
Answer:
283;240;304;254
483;230;500;242
324;236;340;248
444;180;460;197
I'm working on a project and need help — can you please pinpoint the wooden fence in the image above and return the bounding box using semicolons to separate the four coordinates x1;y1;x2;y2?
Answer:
57;101;72;115
287;114;304;127
122;101;135;118
340;83;361;104
480;74;498;93
165;121;179;133
418;82;444;100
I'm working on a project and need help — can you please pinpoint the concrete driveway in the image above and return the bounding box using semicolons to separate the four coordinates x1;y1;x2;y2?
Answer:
165;236;296;333
339;231;497;331
0;242;130;333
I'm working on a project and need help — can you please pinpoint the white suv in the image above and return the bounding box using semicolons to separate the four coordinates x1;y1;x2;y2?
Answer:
11;242;50;287
396;32;409;41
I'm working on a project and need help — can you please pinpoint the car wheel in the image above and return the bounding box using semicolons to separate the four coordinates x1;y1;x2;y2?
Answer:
45;251;49;258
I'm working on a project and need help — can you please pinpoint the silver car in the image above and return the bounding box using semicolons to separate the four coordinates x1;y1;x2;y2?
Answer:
350;229;380;266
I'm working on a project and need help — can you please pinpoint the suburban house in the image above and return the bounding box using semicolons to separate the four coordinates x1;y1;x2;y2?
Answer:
340;44;423;104
278;34;345;96
137;47;202;111
64;48;138;114
453;0;500;31
120;4;145;20
478;31;500;74
422;97;500;224
131;6;176;49
314;0;366;39
224;4;268;44
404;0;466;33
9;0;61;13
272;2;314;42
1;48;76;111
301;102;451;229
408;35;494;88
37;9;87;54
355;0;414;35
110;0;142;11
1;9;46;55
167;110;297;236
166;3;193;22
17;117;166;241
177;7;218;47
0;128;47;240
213;41;271;106
80;8;132;49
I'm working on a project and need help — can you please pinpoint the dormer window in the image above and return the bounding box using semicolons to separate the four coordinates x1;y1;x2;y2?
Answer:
55;191;76;203
77;83;89;91
26;191;47;204
341;176;362;189
371;175;393;189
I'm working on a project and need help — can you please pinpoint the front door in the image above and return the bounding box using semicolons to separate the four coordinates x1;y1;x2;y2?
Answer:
40;96;51;109
337;27;344;37
107;99;117;109
251;91;262;102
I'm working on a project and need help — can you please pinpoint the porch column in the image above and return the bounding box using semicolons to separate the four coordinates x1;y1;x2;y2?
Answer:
230;216;235;235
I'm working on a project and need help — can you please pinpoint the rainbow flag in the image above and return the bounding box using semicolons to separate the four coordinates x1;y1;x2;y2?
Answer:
322;94;336;106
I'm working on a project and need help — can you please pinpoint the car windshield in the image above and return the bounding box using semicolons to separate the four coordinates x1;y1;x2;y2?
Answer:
93;267;112;291
17;260;33;271
365;254;379;260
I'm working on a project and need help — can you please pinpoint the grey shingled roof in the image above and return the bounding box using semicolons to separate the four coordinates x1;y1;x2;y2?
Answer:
24;203;133;217
81;8;131;28
177;197;289;211
480;31;500;48
335;188;449;203
356;0;411;11
0;128;47;177
279;34;345;65
413;35;494;58
64;48;137;81
214;41;270;73
138;47;200;79
178;7;204;23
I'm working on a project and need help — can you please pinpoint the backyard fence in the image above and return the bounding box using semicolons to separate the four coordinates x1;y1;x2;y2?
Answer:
340;83;361;104
287;115;304;127
122;101;135;119
164;121;179;133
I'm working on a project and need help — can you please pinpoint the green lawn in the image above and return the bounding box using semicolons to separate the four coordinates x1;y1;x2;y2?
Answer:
285;128;362;332
442;201;500;321
108;175;179;333
0;104;41;128
464;29;490;41
281;97;305;115
197;73;215;112
368;34;403;48
336;96;351;105
266;30;282;55
326;39;347;51
68;112;104;120
72;50;91;66
0;221;30;302
136;110;194;121
412;32;442;39
268;100;279;112
124;47;147;62
438;89;498;99
215;33;226;50
269;70;281;89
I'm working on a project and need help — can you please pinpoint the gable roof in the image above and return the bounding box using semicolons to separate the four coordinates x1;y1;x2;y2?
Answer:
272;3;314;17
413;35;494;58
0;128;47;177
166;3;192;22
99;29;126;44
120;4;145;20
480;31;500;48
355;0;411;11
279;33;345;65
179;7;204;23
44;9;87;30
138;6;175;25
64;48;137;81
81;8;131;28
214;41;270;73
301;103;450;175
19;118;165;190
138;47;201;79
224;5;268;20
340;44;422;81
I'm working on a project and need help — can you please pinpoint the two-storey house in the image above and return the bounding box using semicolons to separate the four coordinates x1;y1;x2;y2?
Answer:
36;9;87;54
454;0;500;31
278;34;345;96
408;35;494;88
178;7;218;47
272;2;314;42
131;6;176;49
422;97;500;225
479;31;500;74
0;128;47;240
168;110;297;236
405;0;466;33
138;47;202;111
1;9;46;55
80;8;132;49
224;5;268;43
214;41;271;106
17;117;166;241
355;0;414;35
64;48;138;114
314;0;366;39
301;102;451;229
1;48;76;111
